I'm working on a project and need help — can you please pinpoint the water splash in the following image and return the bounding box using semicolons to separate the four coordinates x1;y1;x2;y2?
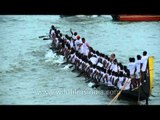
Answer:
44;50;64;65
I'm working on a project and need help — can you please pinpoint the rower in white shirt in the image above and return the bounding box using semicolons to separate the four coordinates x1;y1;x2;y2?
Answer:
128;57;136;79
117;72;125;90
141;51;148;83
135;55;142;86
74;36;82;51
79;38;90;56
89;55;98;65
110;59;118;72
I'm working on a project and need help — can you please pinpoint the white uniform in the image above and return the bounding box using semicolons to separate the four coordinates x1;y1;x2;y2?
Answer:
89;57;98;65
110;63;118;72
50;29;55;39
128;62;136;77
141;56;148;72
71;54;76;64
102;59;108;69
75;39;82;51
117;77;124;89
72;35;77;40
107;75;113;86
104;73;108;84
101;57;105;63
135;59;142;79
80;42;89;56
100;72;106;83
55;38;59;48
113;76;118;85
124;77;131;90
106;61;112;70
70;40;74;48
97;63;103;67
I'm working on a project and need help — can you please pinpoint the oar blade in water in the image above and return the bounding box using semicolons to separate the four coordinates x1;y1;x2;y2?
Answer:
43;38;51;40
39;35;48;38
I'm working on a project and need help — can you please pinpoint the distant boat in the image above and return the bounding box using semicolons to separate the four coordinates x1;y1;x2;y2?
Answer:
60;15;100;18
112;15;160;21
60;15;74;18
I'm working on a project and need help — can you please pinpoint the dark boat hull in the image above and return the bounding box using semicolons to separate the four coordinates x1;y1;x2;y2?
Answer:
120;81;149;101
95;75;150;101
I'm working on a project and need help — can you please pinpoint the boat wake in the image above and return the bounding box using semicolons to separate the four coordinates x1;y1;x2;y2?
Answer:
60;64;73;71
44;50;64;65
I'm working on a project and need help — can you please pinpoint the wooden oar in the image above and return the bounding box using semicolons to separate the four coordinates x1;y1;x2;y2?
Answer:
108;78;131;105
39;35;48;38
151;94;156;97
43;38;51;40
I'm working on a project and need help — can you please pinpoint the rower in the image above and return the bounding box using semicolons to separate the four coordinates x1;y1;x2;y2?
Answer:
141;51;148;83
89;54;98;65
74;35;82;51
70;28;78;41
110;59;118;72
135;55;142;86
128;57;136;88
110;53;116;62
112;72;119;86
79;38;90;56
123;71;132;90
117;72;125;90
107;70;113;86
49;25;56;39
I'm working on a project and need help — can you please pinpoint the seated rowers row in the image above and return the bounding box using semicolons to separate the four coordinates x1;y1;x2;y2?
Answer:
48;25;148;90
67;50;132;90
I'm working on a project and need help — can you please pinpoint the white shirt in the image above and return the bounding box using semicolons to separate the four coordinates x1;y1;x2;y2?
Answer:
104;74;108;84
128;62;136;75
89;57;98;65
135;60;142;73
124;78;131;90
141;56;148;72
50;29;55;39
80;42;89;55
55;38;59;48
107;61;112;70
72;35;77;40
110;63;118;72
51;29;54;34
75;39;82;51
107;75;113;86
100;72;106;83
101;57;105;63
70;40;74;48
113;76;118;84
71;54;76;63
97;63;103;67
117;77;124;89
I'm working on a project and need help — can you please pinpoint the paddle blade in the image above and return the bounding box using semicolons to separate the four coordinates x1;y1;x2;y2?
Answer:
43;38;51;40
88;82;95;88
39;35;47;38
